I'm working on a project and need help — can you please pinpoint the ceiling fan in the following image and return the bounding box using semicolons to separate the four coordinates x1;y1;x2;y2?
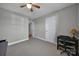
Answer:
20;3;40;12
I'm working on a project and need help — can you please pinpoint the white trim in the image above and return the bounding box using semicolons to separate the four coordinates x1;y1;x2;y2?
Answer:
8;38;29;46
34;36;44;41
34;36;57;45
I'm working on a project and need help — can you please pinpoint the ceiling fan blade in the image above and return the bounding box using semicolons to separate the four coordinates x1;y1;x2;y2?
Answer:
30;8;33;12
32;4;40;9
20;4;26;8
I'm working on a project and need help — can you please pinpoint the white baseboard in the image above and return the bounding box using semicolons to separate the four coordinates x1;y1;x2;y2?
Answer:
34;36;57;45
34;36;45;41
8;38;29;46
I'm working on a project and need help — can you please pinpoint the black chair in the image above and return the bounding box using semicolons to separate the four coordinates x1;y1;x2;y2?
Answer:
0;40;8;56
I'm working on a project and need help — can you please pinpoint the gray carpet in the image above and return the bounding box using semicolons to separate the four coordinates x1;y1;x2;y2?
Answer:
6;38;66;56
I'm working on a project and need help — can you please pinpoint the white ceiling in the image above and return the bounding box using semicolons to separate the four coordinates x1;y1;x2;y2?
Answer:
0;3;74;20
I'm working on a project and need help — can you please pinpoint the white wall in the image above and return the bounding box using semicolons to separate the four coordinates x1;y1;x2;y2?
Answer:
77;4;79;29
31;21;35;37
33;4;77;44
56;4;77;36
0;8;29;44
77;4;79;38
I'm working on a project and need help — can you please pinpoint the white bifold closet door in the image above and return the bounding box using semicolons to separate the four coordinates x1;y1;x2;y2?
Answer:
45;15;57;44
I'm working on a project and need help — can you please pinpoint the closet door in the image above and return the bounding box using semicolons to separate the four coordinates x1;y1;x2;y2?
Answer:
46;15;57;43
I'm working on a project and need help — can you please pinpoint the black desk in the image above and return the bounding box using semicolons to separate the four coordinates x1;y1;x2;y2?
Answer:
57;35;79;56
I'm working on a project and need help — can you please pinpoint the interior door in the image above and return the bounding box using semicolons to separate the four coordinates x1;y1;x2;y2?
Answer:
46;16;57;43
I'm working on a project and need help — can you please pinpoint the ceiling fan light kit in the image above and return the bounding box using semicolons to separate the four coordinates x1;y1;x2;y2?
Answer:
27;4;32;9
20;3;40;12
